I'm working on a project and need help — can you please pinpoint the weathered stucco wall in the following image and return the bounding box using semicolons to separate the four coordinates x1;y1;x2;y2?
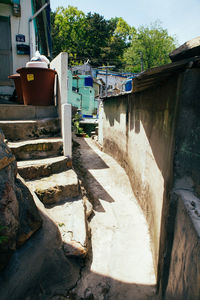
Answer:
0;1;33;71
0;1;34;94
165;189;200;300
164;68;200;299
101;66;200;299
102;74;181;277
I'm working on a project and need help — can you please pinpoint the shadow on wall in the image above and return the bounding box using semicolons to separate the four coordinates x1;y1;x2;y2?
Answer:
103;73;182;298
104;74;179;175
103;97;122;127
103;67;200;299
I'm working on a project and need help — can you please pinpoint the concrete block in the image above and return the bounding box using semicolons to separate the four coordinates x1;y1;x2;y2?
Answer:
0;118;61;141
27;169;79;205
17;156;72;180
47;197;88;257
61;103;72;158
8;138;63;160
50;53;68;115
0;105;58;121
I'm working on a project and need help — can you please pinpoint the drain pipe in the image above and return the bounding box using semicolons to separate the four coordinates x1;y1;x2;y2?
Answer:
29;1;50;58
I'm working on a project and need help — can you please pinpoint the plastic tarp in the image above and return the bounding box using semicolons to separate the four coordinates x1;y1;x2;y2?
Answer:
84;76;93;87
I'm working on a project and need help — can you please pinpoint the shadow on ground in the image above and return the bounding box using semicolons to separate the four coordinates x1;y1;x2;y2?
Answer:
72;138;115;213
0;208;81;300
0;204;157;300
0;137;157;300
71;137;157;300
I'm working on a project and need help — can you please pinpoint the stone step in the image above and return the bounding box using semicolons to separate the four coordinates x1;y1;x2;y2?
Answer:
8;137;63;161
27;169;80;205
0;117;61;141
0;104;58;121
47;196;88;257
17;156;72;180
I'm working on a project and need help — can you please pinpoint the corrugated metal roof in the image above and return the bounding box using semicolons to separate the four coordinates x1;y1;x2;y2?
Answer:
132;56;200;93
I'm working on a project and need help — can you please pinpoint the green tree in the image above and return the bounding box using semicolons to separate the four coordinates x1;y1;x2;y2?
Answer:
51;7;134;68
114;17;135;43
101;17;135;69
51;6;86;60
123;22;177;72
82;12;114;66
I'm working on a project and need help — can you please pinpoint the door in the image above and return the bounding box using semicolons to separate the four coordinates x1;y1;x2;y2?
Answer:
0;16;12;86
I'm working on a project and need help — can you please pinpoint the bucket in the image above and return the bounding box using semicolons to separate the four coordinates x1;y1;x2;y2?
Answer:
17;67;57;106
8;74;23;104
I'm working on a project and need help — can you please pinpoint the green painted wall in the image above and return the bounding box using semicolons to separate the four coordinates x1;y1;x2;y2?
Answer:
68;70;98;116
67;70;81;109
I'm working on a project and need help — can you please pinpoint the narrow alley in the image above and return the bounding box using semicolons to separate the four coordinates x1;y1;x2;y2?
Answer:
72;137;156;300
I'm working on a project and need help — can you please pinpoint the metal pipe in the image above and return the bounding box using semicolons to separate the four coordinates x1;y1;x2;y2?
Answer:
29;1;50;22
106;68;108;97
29;1;50;58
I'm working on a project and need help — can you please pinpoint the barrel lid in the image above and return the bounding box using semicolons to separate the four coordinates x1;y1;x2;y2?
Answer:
8;73;20;79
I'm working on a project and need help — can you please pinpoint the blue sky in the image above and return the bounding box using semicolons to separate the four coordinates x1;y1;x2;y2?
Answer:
50;0;200;45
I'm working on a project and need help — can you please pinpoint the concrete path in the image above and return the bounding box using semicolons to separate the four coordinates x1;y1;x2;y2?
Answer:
73;137;156;300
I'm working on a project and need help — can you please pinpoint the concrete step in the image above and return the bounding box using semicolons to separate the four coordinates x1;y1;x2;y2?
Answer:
8;137;63;161
17;156;72;180
0;118;61;141
0;104;58;121
27;169;80;205
47;196;89;257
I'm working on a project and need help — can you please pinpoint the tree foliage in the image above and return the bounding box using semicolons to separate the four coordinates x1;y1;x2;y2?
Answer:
51;6;86;59
123;22;177;72
51;6;132;68
81;12;114;65
51;7;177;72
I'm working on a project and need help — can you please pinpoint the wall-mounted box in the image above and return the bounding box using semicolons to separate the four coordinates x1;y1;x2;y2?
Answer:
16;34;25;42
13;3;21;17
17;44;30;55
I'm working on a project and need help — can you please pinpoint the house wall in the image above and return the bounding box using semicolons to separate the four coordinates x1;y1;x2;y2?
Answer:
0;1;34;94
67;70;81;109
101;67;200;299
97;74;126;90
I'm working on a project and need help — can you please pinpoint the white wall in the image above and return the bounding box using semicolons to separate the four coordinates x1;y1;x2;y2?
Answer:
0;0;34;94
50;52;68;106
97;74;125;90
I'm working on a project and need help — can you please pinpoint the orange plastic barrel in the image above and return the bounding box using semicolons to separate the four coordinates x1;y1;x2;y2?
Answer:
17;67;57;106
8;73;23;104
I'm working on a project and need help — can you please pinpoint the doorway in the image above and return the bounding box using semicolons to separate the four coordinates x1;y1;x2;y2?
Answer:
0;16;12;86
